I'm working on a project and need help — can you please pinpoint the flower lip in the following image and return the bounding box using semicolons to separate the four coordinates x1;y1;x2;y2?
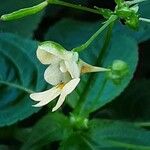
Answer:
52;78;80;112
30;78;80;111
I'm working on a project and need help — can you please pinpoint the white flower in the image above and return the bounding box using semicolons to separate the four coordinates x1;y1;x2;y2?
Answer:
30;78;80;112
30;41;109;112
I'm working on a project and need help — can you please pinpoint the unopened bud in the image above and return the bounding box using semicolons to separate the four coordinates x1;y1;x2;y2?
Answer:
115;2;139;30
1;1;48;21
108;60;129;84
125;14;139;30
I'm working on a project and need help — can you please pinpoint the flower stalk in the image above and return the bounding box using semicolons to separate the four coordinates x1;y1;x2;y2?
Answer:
72;15;118;52
125;0;147;5
139;17;150;23
47;0;100;15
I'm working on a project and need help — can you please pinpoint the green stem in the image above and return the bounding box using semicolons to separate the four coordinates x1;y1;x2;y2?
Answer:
97;21;114;65
126;0;147;5
72;15;118;52
74;23;114;117
47;0;100;15
139;17;150;23
0;81;34;93
135;122;150;127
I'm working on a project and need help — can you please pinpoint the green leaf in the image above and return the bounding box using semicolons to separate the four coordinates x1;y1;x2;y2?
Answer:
21;113;71;150
114;0;124;6
60;120;150;150
88;120;150;149
45;19;138;115
0;0;44;37
0;33;46;126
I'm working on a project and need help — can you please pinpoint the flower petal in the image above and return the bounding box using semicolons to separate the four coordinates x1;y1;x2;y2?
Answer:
38;41;73;60
44;64;63;85
65;60;80;78
52;78;80;112
62;72;72;83
30;86;61;107
52;92;66;112
37;48;60;65
72;52;79;62
60;61;67;73
62;78;80;95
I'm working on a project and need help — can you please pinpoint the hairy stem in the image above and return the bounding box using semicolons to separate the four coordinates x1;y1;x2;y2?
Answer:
0;81;34;93
47;0;100;15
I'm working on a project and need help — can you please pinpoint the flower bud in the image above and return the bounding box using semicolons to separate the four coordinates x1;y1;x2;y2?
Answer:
125;14;139;30
108;60;129;84
1;1;48;21
70;114;89;130
115;2;139;30
94;7;113;19
116;6;133;18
